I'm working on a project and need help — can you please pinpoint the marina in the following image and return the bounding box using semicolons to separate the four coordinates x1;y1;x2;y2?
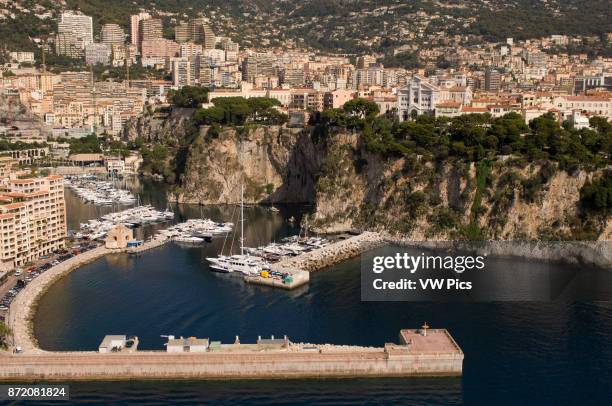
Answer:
64;175;137;206
3;178;609;404
75;205;174;240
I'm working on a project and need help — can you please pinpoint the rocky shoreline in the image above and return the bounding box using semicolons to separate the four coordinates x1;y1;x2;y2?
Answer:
380;233;612;270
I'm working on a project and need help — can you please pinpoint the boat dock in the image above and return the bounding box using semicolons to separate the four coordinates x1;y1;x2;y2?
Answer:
245;266;309;289
241;232;382;290
0;327;463;380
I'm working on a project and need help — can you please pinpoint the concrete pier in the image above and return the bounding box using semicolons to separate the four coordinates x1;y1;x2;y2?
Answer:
0;328;463;380
245;266;309;289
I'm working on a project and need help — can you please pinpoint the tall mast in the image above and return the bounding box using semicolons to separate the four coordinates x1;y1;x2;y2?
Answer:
240;184;244;256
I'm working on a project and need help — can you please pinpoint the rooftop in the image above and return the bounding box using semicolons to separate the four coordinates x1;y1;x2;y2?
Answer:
396;328;463;355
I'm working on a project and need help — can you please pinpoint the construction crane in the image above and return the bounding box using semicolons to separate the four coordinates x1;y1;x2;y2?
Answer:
90;64;97;135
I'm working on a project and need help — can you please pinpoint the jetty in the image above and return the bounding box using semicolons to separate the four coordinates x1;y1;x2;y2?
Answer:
0;327;463;380
275;231;383;272
243;232;383;289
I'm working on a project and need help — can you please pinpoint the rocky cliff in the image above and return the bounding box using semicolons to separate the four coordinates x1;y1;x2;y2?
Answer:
123;107;196;143
171;124;610;240
172;125;322;204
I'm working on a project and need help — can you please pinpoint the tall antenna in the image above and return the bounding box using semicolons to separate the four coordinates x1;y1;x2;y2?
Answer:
125;45;130;88
90;65;97;134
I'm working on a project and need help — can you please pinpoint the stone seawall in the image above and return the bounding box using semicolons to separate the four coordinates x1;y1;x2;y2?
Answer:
7;246;116;353
277;232;384;272
0;336;463;380
383;235;612;270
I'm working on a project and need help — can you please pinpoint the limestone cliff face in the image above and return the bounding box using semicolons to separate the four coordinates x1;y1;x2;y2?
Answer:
123;107;196;143
172;126;323;204
170;124;609;240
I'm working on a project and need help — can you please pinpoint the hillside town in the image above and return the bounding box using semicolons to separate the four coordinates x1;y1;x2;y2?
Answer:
0;9;609;142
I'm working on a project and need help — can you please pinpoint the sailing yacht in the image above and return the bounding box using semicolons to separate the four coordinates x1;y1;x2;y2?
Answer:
206;185;268;276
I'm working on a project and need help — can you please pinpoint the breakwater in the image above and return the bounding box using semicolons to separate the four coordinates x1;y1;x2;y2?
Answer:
0;329;463;380
276;232;384;272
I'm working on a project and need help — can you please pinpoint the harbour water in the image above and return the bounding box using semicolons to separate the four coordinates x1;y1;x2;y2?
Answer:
31;177;612;405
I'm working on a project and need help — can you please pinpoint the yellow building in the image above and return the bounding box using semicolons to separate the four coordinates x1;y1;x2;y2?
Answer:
105;224;133;249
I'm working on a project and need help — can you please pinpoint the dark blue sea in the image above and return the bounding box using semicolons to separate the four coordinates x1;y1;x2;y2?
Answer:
23;179;612;405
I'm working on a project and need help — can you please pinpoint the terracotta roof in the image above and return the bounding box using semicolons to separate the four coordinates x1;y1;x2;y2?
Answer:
2;202;25;210
565;96;610;102
437;101;461;108
461;106;488;113
10;179;37;184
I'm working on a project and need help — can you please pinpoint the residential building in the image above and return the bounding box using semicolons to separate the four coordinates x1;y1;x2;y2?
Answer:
189;18;215;49
175;23;191;43
101;24;125;46
130;12;151;46
172;58;193;87
139;18;163;48
0;175;67;269
9;52;35;64
485;68;501;91
56;12;93;58
85;43;111;65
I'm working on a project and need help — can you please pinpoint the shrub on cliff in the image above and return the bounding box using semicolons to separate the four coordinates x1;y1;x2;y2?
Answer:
580;171;612;214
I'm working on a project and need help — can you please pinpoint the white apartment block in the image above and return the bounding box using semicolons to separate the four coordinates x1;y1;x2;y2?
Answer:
56;11;93;58
101;23;126;46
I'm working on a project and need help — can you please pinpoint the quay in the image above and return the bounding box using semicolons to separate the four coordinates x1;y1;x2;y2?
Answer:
243;232;382;289
0;328;463;380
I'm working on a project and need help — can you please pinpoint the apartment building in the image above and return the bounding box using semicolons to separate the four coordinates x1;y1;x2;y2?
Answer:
130;12;151;47
56;11;93;58
190;18;215;49
85;43;112;65
101;24;126;46
0;174;67;269
139;18;163;48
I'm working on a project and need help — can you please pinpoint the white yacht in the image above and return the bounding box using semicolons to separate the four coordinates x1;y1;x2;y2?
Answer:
206;185;269;275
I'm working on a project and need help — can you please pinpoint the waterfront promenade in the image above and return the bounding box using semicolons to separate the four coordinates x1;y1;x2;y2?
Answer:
7;246;115;353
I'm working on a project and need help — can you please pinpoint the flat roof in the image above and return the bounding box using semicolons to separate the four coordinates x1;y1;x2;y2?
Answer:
99;335;126;348
398;329;463;354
